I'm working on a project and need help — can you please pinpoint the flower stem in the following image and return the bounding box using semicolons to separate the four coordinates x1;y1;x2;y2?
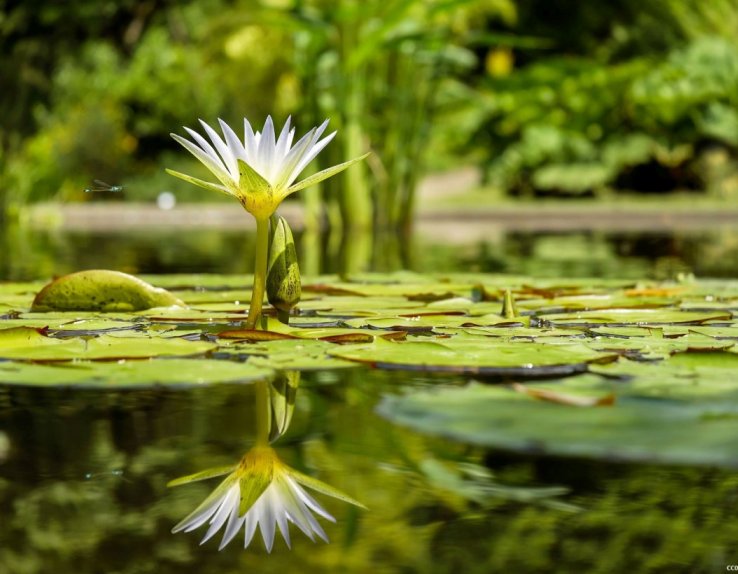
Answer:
246;216;270;329
255;379;270;446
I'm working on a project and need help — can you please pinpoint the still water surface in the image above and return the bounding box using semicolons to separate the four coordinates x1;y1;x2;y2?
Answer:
1;225;737;573
3;225;738;280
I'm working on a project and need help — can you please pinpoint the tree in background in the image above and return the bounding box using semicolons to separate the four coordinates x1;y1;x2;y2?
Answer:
463;0;738;197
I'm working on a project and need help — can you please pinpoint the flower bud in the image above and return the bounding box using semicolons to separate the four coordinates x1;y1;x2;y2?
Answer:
266;215;301;324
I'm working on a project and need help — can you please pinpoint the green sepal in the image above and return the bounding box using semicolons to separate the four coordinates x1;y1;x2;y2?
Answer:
290;468;368;509
165;169;232;197
237;159;272;194
238;472;272;516
286;152;370;195
167;465;236;488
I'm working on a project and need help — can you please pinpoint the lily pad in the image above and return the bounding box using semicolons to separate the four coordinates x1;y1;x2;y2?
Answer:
330;337;616;375
0;327;216;361
217;338;359;371
0;358;273;388
536;308;732;327
377;381;738;467
31;270;184;312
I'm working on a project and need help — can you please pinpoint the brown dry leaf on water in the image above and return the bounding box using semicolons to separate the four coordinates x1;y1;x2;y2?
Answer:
512;383;615;407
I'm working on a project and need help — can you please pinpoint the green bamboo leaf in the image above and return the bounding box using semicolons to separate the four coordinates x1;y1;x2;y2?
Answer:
164;169;233;197
286;153;370;195
167;465;236;488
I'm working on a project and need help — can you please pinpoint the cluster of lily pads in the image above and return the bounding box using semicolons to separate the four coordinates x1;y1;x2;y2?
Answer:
2;270;738;468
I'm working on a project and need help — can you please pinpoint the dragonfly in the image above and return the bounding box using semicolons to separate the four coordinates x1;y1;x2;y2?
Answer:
84;179;124;193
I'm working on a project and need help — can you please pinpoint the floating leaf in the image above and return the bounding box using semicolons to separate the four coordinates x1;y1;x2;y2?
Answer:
377;381;738;467
330;337;616;375
31;270;184;312
0;358;272;388
536;309;732;327
0;327;216;361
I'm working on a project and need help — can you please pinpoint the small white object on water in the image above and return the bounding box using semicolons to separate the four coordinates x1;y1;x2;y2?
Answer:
157;191;176;210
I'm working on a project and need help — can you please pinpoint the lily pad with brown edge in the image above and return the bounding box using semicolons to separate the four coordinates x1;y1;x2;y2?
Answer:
329;337;617;376
0;314;143;336
535;308;732;328
0;326;216;361
31;270;184;312
0;358;273;388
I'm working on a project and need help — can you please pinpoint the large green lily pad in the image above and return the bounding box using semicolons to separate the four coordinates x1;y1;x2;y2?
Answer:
0;326;216;361
330;337;616;375
376;380;738;467
0;358;273;388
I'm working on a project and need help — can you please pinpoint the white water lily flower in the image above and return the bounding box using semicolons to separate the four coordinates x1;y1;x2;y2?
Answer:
167;116;368;220
169;445;366;552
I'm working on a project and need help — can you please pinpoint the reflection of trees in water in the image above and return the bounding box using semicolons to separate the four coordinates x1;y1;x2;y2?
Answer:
462;230;737;279
4;221;738;281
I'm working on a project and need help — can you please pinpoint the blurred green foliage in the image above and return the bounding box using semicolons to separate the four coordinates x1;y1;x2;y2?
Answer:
0;0;500;229
1;0;738;225
465;0;738;197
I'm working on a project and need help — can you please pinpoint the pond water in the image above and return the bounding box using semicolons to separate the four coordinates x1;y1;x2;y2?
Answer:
2;372;736;573
1;223;738;573
3;225;738;281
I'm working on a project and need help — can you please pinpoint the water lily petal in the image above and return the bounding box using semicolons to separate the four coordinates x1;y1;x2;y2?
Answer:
172;474;238;533
171;133;233;187
273;126;319;189
242;511;259;549
258;116;277;181
287;130;336;186
219;502;247;550
258;491;277;552
218;118;248;164
201;485;240;544
274;116;293;163
199;119;239;179
243;118;259;164
291;480;336;523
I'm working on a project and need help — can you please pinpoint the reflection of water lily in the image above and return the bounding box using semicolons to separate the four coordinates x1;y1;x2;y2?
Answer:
167;116;368;328
170;445;365;551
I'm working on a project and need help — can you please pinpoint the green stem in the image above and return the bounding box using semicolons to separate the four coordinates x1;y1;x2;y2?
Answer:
246;216;270;329
254;379;271;447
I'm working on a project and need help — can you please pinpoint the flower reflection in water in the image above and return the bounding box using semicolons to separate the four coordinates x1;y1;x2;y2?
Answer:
169;373;365;551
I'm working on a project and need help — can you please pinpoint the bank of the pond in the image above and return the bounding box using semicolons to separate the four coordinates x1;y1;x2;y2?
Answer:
25;200;738;237
21;166;738;238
